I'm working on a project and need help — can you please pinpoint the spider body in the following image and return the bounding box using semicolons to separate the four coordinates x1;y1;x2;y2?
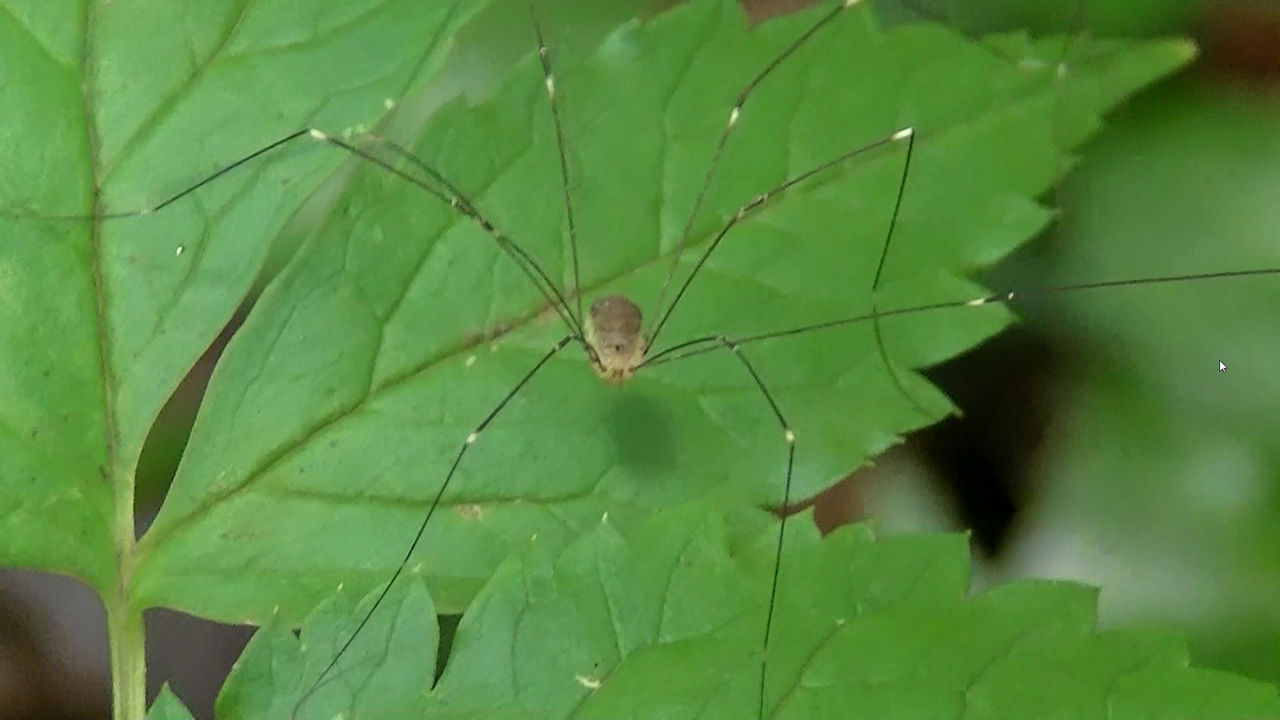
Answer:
585;295;647;383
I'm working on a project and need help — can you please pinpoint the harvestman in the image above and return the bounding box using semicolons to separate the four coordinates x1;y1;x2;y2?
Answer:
15;0;1278;717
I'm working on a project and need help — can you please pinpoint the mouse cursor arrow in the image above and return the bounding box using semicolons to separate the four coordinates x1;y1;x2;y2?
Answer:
1219;361;1227;373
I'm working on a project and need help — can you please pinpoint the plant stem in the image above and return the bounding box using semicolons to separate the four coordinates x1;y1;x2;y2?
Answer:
107;597;146;720
109;460;144;720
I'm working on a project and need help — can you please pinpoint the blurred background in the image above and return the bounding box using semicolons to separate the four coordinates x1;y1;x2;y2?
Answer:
2;0;1277;718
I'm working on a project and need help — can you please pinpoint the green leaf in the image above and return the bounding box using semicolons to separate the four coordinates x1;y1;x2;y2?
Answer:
231;504;1280;719
146;685;195;720
0;0;486;589
128;0;1191;622
216;578;437;720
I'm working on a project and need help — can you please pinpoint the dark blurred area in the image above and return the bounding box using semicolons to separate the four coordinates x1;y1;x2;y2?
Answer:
4;0;1278;717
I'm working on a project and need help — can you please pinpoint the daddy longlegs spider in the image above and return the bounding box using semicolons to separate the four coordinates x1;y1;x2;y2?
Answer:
7;0;1277;718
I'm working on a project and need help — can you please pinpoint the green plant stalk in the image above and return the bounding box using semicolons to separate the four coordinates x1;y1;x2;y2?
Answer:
108;465;144;720
107;597;145;720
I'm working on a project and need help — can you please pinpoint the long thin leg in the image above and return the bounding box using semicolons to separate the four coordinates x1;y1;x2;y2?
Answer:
1055;0;1090;72
528;2;585;325
647;126;915;349
646;336;795;719
641;126;929;420
866;127;933;417
898;0;1088;175
642;267;1280;369
302;130;588;341
348;132;587;340
897;0;1087;69
708;337;796;720
290;335;574;720
8;127;586;341
5;129;313;220
647;0;864;339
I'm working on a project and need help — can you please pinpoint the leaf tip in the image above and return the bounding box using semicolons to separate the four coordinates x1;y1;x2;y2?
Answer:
1174;38;1199;64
